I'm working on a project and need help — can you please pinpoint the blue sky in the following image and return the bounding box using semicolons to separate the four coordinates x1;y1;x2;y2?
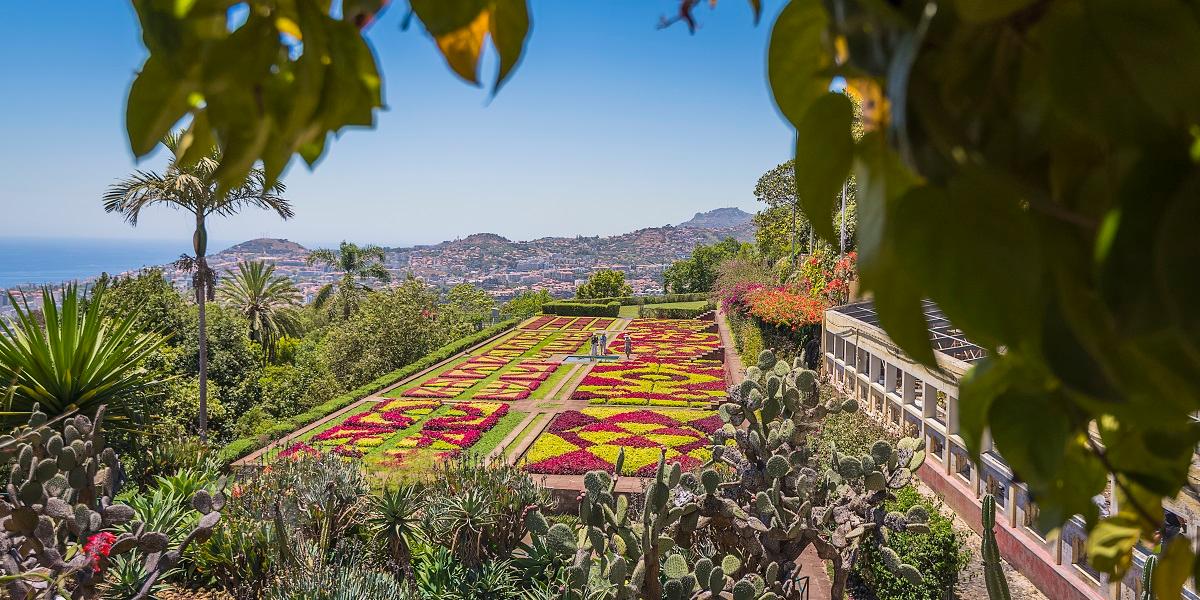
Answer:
0;1;792;248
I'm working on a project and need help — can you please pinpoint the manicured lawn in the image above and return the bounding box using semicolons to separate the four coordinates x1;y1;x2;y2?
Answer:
618;300;710;318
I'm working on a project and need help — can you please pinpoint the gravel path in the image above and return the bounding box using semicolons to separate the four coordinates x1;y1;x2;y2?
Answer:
910;481;1048;600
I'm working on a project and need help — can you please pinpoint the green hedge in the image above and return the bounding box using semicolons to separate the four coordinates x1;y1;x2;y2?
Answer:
560;292;709;306
542;301;620;317
219;318;520;463
639;303;714;319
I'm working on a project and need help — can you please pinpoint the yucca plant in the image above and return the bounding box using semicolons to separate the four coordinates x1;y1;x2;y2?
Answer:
0;284;165;420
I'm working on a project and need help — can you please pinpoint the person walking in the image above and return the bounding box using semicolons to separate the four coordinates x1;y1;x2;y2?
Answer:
624;333;632;359
590;334;598;358
600;332;608;355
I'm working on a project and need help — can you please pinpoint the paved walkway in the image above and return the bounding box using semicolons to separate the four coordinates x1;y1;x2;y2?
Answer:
715;308;833;600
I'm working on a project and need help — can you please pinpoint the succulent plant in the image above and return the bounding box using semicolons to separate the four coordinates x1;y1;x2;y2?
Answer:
981;494;1012;600
0;405;223;599
520;349;930;599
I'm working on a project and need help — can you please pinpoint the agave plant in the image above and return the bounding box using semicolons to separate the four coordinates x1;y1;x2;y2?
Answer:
0;284;165;419
366;484;426;583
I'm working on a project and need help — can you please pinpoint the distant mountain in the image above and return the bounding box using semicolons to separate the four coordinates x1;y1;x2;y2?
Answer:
217;238;308;256
679;207;753;229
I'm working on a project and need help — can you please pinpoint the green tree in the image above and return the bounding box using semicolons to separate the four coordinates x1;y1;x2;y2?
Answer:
307;241;392;320
575;269;633;299
320;279;447;389
218;260;303;361
502;289;553;319
442;283;495;335
91;268;189;344
0;284;165;420
103;133;292;441
663;237;745;293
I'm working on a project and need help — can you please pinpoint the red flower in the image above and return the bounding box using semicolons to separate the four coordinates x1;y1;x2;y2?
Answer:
83;531;117;573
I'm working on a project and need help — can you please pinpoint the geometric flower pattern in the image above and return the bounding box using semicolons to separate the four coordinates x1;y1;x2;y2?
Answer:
442;355;509;379
394;401;509;451
499;360;558;382
521;315;557;330
609;319;719;361
536;331;590;357
522;408;723;476
474;378;540;400
573;360;725;407
303;399;441;457
402;376;476;398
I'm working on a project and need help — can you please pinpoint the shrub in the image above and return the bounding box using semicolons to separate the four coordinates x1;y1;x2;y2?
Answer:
540;301;620;317
219;318;520;463
638;303;713;319
557;292;709;306
855;487;969;600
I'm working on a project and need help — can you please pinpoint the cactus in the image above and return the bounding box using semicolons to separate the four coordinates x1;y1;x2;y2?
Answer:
0;405;223;599
980;494;1011;600
1140;554;1156;600
520;349;930;599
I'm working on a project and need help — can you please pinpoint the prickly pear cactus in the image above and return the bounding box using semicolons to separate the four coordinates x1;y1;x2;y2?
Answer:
0;405;223;599
521;349;931;600
699;349;930;599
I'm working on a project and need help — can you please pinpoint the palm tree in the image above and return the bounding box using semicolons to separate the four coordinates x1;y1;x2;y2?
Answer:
306;241;391;319
0;284;165;420
102;133;293;441
218;260;302;361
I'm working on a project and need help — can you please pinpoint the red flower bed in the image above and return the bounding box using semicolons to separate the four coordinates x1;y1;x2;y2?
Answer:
396;402;509;451
743;287;827;329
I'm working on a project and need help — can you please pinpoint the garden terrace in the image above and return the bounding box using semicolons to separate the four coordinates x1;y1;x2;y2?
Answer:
237;314;737;496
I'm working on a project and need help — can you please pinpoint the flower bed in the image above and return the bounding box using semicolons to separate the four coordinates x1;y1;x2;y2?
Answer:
522;408;723;476
536;331;590;357
565;317;596;330
587;317;616;331
547;316;575;329
474;378;540;400
521;315;556;330
291;399;440;457
574;360;725;407
402;376;476;398
441;355;509;379
393;401;509;451
499;360;558;382
610;319;720;360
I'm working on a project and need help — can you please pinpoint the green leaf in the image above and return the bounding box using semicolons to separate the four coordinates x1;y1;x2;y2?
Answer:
126;54;192;157
891;169;1041;350
489;0;530;92
851;134;934;367
1155;538;1195;600
174;108;214;168
953;0;1036;23
1098;416;1199;498
793;93;854;243
1086;0;1200;128
1086;513;1141;579
957;355;1009;460
410;0;489;36
768;0;833;127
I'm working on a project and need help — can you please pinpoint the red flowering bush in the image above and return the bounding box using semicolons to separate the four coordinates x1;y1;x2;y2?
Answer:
743;287;827;330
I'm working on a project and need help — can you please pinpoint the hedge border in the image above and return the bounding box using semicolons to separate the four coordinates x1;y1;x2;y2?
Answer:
638;303;714;319
558;292;709;306
219;318;520;463
541;301;620;317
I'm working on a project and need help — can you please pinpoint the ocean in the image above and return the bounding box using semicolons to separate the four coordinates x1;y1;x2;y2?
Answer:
0;238;199;289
